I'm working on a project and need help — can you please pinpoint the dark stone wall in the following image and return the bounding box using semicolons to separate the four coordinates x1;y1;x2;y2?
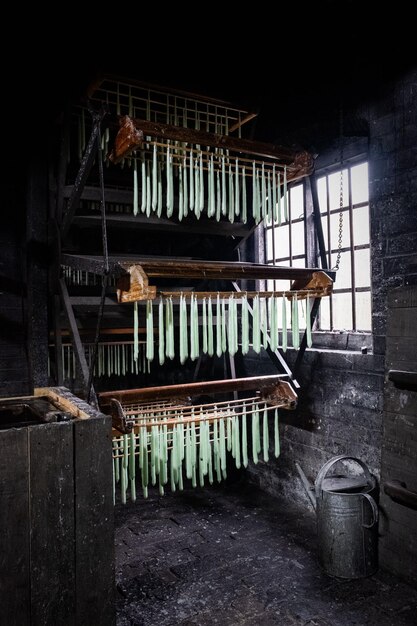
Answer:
243;68;417;541
0;163;31;397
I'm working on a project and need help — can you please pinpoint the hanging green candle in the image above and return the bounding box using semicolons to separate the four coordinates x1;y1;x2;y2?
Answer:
213;415;221;482
202;297;208;354
183;157;188;218
121;434;128;504
242;410;248;468
221;299;227;354
235;159;240;217
228;163;234;223
189;152;194;212
281;295;287;352
133;159;138;216
234;415;241;469
272;164;277;223
274;409;280;458
263;407;269;463
226;411;232;453
216;294;222;357
269;296;277;352
219;417;227;479
241;165;247;224
207;296;214;356
179;293;188;365
292;295;299;349
129;431;137;502
159;297;165;366
241;293;249;355
178;162;184;222
133;302;139;361
261;297;268;349
252;295;261;353
152;143;157;211
146;299;154;361
306;295;312;348
198;152;204;215
252;403;260;464
221;155;227;216
283;165;288;221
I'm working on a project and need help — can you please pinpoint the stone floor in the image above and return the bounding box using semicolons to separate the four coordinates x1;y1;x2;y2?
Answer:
115;480;417;625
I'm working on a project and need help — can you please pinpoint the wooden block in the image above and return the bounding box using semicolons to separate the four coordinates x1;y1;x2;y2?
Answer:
29;422;75;626
0;428;30;626
74;416;115;626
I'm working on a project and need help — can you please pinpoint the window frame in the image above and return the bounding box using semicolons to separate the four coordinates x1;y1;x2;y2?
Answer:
262;156;372;342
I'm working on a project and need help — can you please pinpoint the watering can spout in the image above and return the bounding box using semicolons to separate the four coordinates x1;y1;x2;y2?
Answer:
295;462;316;510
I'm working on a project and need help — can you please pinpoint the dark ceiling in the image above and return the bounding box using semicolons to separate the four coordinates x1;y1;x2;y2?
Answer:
10;3;416;150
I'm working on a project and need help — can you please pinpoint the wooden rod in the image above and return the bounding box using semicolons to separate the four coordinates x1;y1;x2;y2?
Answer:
99;374;286;405
132;117;298;163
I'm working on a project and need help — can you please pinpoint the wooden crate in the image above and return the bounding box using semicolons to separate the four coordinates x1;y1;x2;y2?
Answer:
0;392;115;626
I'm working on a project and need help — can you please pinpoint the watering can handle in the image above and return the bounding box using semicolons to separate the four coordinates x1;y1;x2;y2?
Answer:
315;455;373;499
360;493;379;528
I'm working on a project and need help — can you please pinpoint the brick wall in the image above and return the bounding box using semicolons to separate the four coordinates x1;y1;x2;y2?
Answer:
244;69;417;583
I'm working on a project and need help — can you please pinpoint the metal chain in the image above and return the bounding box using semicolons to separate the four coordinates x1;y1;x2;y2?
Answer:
333;106;344;271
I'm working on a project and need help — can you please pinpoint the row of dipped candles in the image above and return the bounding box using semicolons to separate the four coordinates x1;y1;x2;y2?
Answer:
112;400;281;503
134;293;312;365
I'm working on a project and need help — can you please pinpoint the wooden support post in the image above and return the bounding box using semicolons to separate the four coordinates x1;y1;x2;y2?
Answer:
61;115;102;238
309;174;328;270
59;278;96;403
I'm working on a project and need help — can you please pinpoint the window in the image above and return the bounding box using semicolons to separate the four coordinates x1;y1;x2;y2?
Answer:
264;161;371;332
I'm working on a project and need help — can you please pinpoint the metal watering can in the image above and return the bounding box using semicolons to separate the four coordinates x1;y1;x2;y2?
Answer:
296;455;379;579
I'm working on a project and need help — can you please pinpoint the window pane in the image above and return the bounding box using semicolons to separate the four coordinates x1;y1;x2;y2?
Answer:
355;291;372;331
351;162;369;205
277;297;291;330
332;251;352;289
330;210;350;250
317;176;327;213
266;228;274;261
332;293;353;330
352;205;370;246
274;224;289;259
292;257;306;268
319;298;331;330
328;169;349;210
354;248;371;288
297;299;307;330
291;220;305;257
290;184;304;219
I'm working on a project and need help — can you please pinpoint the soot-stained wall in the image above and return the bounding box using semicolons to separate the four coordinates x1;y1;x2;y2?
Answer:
0;162;31;397
243;69;417;583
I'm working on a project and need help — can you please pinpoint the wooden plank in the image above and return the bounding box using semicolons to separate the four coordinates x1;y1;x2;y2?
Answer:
61;253;336;282
131;117;299;163
0;428;30;626
99;374;287;405
74;417;115;626
29;422;75;626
